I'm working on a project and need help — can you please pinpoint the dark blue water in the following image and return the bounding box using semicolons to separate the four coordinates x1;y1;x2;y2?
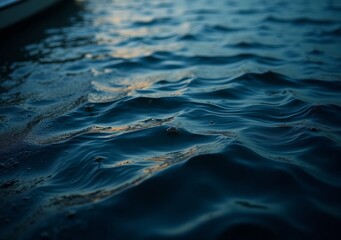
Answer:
1;0;341;239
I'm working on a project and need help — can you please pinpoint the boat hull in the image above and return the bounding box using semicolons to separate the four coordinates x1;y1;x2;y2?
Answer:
0;0;61;30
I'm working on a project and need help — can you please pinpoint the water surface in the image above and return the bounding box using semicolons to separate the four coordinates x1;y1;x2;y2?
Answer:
1;0;341;239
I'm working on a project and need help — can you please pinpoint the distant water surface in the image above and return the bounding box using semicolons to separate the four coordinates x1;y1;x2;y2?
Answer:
0;0;341;239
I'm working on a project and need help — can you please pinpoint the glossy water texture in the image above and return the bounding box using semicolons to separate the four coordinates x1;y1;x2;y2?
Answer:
1;0;341;239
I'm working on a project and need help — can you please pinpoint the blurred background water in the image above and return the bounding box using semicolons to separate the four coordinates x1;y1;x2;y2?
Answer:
0;0;341;239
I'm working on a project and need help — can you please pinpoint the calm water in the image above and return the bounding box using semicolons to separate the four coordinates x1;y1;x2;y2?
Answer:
1;0;341;239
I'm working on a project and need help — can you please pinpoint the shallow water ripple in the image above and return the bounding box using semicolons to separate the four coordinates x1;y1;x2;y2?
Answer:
0;0;341;239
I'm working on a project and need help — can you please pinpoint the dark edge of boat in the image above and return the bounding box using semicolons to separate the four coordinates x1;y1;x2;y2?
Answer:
0;0;67;34
0;0;29;11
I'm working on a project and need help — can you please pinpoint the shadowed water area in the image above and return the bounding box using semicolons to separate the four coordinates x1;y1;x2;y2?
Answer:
0;0;341;239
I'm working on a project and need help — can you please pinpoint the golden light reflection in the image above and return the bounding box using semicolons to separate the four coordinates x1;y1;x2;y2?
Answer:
89;115;175;134
92;80;151;93
144;139;227;174
88;79;152;103
110;47;153;59
118;28;149;38
95;13;159;27
110;16;123;24
88;68;192;103
144;146;199;174
110;43;181;59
